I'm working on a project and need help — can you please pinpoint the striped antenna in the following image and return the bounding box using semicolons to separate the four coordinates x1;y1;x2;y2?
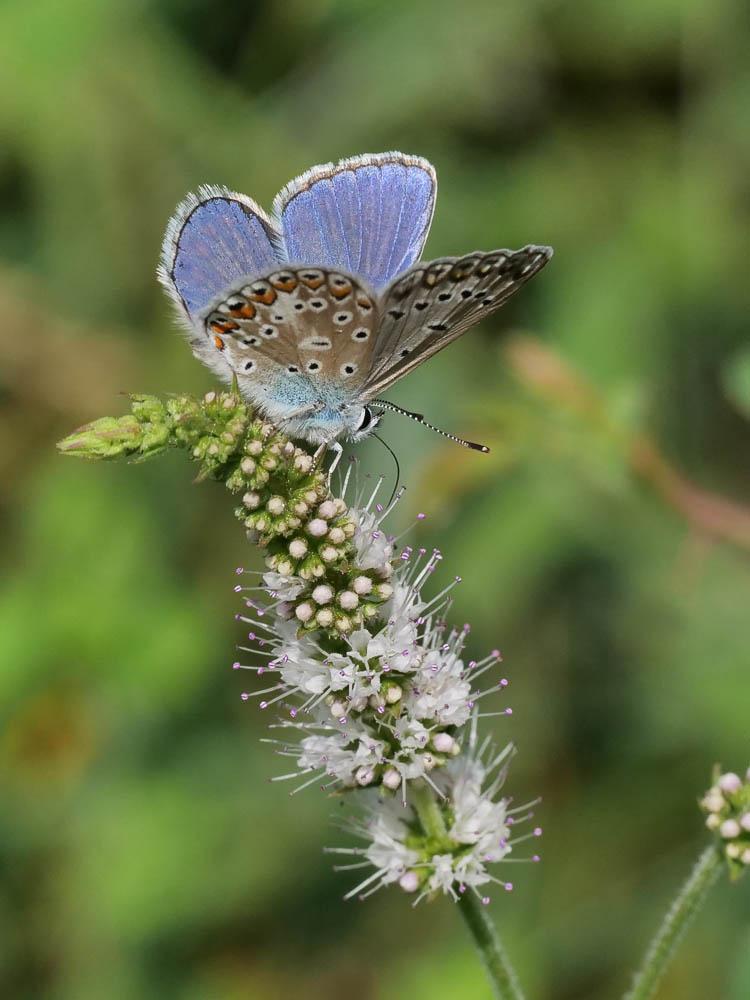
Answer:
370;399;490;453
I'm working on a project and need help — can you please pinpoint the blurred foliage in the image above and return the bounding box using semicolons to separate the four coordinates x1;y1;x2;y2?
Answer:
1;1;749;998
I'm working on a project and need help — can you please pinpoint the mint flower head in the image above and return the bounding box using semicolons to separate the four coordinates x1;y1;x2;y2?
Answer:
701;767;750;879
234;472;514;798
58;390;539;915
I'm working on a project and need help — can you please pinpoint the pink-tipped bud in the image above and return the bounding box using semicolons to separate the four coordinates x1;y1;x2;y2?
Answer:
352;575;373;595
382;768;402;790
338;590;359;610
307;518;328;537
288;538;308;559
316;608;334;627
433;733;455;754
267;495;285;515
720;819;741;839
312;584;333;605
718;772;743;795
399;871;419;893
295;602;314;623
318;500;336;520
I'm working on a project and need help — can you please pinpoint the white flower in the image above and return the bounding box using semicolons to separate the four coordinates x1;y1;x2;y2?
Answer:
297;723;387;786
263;570;305;601
350;508;394;572
407;646;472;728
334;738;538;904
362;808;420;887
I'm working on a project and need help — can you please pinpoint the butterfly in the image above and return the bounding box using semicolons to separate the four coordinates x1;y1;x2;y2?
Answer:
158;152;552;468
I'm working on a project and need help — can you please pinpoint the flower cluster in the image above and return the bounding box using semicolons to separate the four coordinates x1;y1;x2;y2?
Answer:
328;737;542;904
235;474;511;796
701;767;750;879
58;389;538;906
233;464;537;903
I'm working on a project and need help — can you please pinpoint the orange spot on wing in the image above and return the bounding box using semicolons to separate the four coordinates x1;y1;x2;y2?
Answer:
228;301;257;319
249;287;277;305
270;274;297;292
214;335;225;350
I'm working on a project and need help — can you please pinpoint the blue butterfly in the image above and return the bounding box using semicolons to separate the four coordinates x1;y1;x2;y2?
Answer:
158;152;552;467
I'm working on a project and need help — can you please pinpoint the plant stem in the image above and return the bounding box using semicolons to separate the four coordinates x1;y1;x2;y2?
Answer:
457;891;526;1000
411;781;525;1000
623;843;722;1000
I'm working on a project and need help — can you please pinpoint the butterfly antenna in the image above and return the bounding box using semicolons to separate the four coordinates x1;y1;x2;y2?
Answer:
371;400;490;453
372;433;401;506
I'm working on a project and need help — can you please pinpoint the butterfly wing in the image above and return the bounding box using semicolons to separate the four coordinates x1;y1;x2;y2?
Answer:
200;266;379;421
158;185;283;378
361;246;553;399
273;152;436;292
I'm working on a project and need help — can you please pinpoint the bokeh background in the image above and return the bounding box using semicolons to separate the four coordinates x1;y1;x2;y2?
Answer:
1;1;750;997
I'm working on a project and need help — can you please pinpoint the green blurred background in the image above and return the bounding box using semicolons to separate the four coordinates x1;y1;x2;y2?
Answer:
1;1;749;997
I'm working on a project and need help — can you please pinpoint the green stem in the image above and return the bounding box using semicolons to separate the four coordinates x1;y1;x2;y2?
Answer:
411;781;525;1000
457;892;525;1000
623;843;722;1000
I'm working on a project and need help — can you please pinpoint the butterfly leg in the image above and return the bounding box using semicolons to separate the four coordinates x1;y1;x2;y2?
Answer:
327;441;344;483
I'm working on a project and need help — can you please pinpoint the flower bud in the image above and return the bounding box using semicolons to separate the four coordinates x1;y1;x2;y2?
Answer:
718;772;743;795
382;768;402;790
246;439;263;456
288;538;308;559
312;584;333;605
307;518;328;537
720;819;741;839
355;766;375;786
320;545;338;563
399;871;419;893
243;491;261;509
338;590;359;610
295;602;314;623
702;793;724;813
328;526;345;544
316;608;334;628
384;684;402;704
267;496;285;515
318;500;336;520
352;575;373;595
433;732;455;753
240;457;256;475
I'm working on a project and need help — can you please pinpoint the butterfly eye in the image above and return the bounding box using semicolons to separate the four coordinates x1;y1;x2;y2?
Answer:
357;407;374;432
